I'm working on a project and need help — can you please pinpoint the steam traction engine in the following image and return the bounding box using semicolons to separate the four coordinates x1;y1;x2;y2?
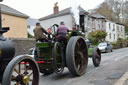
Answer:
0;28;39;85
0;1;39;85
34;24;101;76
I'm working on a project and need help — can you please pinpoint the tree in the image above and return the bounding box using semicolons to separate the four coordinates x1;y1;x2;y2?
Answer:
28;33;34;38
94;0;128;33
95;2;113;21
88;30;107;45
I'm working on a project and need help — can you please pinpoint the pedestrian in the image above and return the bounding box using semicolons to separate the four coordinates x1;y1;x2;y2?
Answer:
33;22;48;42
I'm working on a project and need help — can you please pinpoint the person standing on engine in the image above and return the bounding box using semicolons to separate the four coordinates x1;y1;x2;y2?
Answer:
56;21;69;42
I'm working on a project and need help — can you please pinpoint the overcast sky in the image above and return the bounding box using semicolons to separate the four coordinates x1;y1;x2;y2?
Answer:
1;0;105;19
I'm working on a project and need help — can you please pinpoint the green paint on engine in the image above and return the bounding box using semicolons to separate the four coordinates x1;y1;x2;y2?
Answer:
88;48;94;56
36;42;49;47
36;42;54;60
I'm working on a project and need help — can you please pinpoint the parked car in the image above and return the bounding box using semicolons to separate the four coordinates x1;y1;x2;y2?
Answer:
27;48;35;58
98;42;113;53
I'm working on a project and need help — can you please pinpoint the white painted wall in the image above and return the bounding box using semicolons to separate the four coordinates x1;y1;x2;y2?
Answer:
27;25;35;36
40;14;73;30
105;21;125;42
116;24;125;39
105;21;117;42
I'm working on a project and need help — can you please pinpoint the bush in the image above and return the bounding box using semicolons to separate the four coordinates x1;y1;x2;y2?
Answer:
112;38;128;49
112;42;118;49
28;33;34;38
88;30;107;46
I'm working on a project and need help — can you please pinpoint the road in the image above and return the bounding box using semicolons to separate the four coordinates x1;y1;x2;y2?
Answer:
39;47;128;85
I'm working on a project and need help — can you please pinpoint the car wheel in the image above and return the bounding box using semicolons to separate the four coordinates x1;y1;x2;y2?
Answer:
39;68;54;75
105;48;107;53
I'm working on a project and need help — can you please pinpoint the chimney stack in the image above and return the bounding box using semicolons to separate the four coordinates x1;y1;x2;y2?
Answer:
54;2;59;14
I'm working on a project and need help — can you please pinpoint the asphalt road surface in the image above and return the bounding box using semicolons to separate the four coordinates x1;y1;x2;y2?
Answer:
39;47;128;85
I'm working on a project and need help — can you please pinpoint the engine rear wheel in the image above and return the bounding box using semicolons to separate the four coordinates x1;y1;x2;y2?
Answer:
66;36;88;76
2;55;39;85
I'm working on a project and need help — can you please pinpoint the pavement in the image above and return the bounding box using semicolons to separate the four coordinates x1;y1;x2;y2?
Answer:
114;72;128;85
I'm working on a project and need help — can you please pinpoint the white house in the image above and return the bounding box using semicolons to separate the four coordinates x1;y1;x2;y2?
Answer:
89;13;106;31
27;18;39;36
116;23;125;39
88;13;125;42
39;4;89;32
105;20;125;42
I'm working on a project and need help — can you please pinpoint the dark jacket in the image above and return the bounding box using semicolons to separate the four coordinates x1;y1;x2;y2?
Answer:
33;26;48;41
56;25;69;41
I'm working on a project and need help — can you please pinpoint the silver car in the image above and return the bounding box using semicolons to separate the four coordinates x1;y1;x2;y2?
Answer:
98;42;113;53
27;48;35;58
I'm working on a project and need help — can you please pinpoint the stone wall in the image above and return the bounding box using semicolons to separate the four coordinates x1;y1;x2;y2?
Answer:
10;38;36;56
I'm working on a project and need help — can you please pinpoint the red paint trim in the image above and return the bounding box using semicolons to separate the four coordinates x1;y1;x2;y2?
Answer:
20;61;46;64
36;61;46;63
20;62;29;64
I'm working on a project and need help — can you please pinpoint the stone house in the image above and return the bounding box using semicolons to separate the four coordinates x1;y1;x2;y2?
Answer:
1;4;29;38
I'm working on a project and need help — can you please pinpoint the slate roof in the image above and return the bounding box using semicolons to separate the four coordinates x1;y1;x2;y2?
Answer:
27;18;39;26
39;6;89;21
0;4;29;18
90;13;106;19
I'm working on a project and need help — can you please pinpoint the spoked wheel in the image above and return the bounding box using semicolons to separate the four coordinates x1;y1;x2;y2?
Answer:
92;48;101;67
53;42;65;74
0;60;11;82
2;55;39;85
66;36;88;76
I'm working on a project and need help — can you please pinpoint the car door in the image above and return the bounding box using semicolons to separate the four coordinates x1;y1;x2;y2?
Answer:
107;43;111;52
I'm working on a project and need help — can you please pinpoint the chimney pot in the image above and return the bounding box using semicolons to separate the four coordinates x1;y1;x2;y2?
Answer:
54;2;59;14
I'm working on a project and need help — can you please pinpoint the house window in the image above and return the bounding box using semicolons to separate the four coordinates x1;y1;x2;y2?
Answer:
102;21;104;29
118;34;119;38
113;24;115;31
109;33;111;39
88;17;90;20
121;27;122;32
109;23;111;29
117;25;119;32
98;24;100;29
114;34;115;39
27;25;30;29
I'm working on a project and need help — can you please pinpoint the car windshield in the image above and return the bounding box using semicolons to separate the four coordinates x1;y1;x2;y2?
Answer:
98;43;107;47
28;48;34;55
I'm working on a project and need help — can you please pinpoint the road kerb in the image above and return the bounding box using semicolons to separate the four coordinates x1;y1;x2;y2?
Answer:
114;72;128;85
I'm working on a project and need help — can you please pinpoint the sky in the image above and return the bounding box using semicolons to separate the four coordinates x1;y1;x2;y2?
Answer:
1;0;105;19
